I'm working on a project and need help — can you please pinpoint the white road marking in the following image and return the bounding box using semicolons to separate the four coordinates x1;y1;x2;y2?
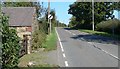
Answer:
88;42;92;44
55;28;60;66
65;30;68;32
72;33;76;35
56;28;69;66
101;49;119;60
68;31;72;34
56;28;64;52
63;53;66;58
65;30;69;33
59;42;64;52
65;30;77;36
60;42;63;48
61;47;64;52
65;61;69;67
87;41;119;60
65;30;71;34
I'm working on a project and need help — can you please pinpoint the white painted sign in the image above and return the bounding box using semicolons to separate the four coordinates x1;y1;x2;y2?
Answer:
48;14;53;19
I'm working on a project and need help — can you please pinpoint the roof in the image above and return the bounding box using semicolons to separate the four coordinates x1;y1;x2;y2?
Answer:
2;7;36;26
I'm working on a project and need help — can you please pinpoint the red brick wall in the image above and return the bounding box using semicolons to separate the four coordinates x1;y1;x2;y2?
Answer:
26;27;32;32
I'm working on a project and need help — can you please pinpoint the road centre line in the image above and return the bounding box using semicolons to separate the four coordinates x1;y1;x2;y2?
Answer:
68;31;72;34
72;33;76;35
87;42;119;60
65;30;71;34
65;30;76;36
88;42;92;44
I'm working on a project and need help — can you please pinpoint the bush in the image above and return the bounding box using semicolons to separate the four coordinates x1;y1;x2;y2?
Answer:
96;19;120;34
31;30;46;50
1;14;20;68
32;17;49;50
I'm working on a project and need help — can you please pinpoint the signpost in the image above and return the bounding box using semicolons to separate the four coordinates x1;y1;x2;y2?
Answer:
48;14;53;34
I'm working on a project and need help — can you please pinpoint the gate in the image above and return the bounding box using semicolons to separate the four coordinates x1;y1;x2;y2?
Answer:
19;35;28;57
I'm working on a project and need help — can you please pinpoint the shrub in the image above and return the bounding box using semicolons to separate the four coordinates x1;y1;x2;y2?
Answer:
31;30;46;50
96;19;120;34
1;14;20;68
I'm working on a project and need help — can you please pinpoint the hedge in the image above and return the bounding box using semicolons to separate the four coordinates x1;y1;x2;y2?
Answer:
96;18;120;34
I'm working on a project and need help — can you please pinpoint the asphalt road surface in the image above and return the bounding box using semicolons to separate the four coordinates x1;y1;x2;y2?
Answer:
56;27;119;67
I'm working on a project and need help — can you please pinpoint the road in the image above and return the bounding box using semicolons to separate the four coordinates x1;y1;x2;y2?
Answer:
56;27;119;67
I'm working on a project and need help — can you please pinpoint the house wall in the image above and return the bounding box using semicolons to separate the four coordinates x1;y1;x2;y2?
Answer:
16;27;32;39
17;27;32;54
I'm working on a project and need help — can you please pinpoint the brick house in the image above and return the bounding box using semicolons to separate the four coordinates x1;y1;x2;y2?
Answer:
2;7;38;55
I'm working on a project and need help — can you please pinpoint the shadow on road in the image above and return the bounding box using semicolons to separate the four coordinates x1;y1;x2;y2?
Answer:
64;28;77;30
70;34;120;46
63;28;120;45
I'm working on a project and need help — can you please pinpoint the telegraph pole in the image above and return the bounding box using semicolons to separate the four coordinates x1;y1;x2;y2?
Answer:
92;0;94;31
48;0;50;34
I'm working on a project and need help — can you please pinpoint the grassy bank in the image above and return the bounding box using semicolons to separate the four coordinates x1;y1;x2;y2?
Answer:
18;52;45;67
18;51;59;68
42;28;57;51
79;29;120;40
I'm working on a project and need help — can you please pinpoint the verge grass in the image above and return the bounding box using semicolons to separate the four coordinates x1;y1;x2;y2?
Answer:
18;52;45;67
42;28;57;51
18;51;59;68
79;29;120;40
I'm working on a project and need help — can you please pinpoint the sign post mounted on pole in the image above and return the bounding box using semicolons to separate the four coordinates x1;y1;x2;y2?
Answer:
48;14;53;34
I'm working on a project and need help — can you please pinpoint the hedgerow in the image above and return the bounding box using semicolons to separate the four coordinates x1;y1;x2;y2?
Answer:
96;19;120;34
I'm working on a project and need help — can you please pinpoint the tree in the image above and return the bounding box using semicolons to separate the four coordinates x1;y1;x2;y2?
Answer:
113;2;120;11
94;2;115;24
68;16;78;27
68;2;116;29
68;2;92;29
1;14;20;68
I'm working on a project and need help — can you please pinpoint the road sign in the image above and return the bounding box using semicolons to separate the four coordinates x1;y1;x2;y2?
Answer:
48;14;51;18
48;14;53;19
49;16;53;19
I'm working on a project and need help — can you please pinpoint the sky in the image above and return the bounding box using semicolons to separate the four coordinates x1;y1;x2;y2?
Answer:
41;2;119;25
42;2;74;25
113;10;120;19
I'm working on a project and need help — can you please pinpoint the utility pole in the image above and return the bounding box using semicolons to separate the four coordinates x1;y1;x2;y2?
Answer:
92;0;94;31
48;0;50;34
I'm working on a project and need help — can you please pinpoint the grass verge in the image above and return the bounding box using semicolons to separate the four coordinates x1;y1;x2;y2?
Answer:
42;28;57;51
18;52;45;67
18;51;59;68
79;29;120;40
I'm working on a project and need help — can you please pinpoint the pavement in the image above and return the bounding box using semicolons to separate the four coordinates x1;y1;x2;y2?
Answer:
56;27;119;67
